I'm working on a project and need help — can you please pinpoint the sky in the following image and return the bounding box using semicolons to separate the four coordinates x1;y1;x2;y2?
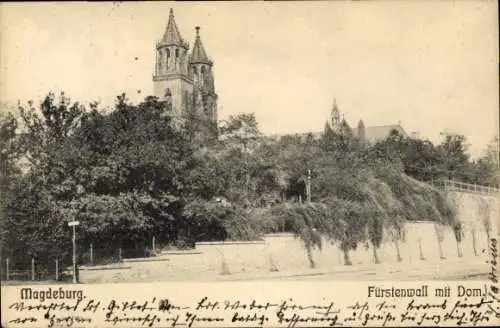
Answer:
0;1;498;158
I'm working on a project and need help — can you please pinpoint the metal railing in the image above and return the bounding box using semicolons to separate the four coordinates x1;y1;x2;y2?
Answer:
437;179;500;196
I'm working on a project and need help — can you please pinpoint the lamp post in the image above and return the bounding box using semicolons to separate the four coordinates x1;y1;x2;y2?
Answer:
68;220;80;283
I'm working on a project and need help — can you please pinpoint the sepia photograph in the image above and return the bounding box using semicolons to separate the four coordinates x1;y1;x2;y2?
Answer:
0;0;498;290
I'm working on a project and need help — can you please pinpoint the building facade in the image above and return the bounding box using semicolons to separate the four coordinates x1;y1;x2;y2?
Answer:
153;9;217;128
152;10;405;143
271;98;407;144
329;98;407;143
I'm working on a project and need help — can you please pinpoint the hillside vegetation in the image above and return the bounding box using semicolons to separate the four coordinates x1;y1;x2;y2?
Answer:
0;93;496;273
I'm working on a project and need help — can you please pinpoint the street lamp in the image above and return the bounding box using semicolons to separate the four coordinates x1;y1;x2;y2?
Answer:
68;220;80;283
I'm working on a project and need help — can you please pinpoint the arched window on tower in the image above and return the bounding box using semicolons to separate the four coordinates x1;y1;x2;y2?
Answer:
175;49;179;58
158;51;163;69
200;67;205;85
193;67;197;75
165;49;170;70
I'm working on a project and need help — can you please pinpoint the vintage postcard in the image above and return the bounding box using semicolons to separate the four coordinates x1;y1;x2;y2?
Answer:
1;1;499;327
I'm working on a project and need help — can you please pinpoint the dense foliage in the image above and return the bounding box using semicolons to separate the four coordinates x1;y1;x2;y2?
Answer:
1;92;497;274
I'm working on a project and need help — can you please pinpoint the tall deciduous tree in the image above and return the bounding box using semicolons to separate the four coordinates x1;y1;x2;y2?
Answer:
472;136;500;186
0;112;23;260
436;133;471;181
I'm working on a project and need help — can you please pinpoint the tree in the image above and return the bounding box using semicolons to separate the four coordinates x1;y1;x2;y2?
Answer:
338;119;355;153
453;221;464;258
218;113;263;205
0;112;23;260
361;175;404;264
402;139;444;182
478;196;492;243
0;111;22;196
3;89;466;276
367;211;384;264
323;121;333;136
371;130;405;167
434;223;446;260
436;133;471;182
182;199;258;243
448;193;464;257
264;203;326;268
2;93;87;269
2;92;204;270
471;136;499;186
321;121;337;152
337;200;367;265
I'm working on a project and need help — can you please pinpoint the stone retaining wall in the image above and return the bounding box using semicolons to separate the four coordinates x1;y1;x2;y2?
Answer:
79;191;498;282
193;191;498;274
194;221;491;275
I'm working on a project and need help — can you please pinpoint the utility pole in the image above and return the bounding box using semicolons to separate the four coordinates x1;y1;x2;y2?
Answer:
306;169;312;204
72;224;76;283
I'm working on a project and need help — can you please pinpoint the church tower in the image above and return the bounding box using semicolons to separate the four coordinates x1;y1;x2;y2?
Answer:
153;9;194;116
331;97;341;133
152;9;218;133
189;26;218;124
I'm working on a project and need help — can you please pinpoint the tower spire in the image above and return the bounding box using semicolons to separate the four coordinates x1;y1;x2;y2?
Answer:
153;8;218;136
161;8;184;46
190;26;211;64
331;97;340;133
331;97;339;117
154;8;190;114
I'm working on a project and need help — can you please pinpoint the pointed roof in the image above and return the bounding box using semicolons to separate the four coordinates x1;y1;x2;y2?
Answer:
190;26;211;64
161;9;184;46
341;119;348;128
331;97;340;118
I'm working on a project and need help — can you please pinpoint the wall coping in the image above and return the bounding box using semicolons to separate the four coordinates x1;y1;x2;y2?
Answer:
196;240;265;246
263;233;296;238
195;221;456;247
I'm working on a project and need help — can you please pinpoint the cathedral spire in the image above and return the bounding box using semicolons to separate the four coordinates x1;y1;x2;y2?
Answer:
162;8;184;46
190;26;211;64
332;97;339;117
153;10;218;135
331;97;340;133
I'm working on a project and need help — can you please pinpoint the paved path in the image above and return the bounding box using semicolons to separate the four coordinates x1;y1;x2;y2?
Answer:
213;257;488;281
79;256;489;283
